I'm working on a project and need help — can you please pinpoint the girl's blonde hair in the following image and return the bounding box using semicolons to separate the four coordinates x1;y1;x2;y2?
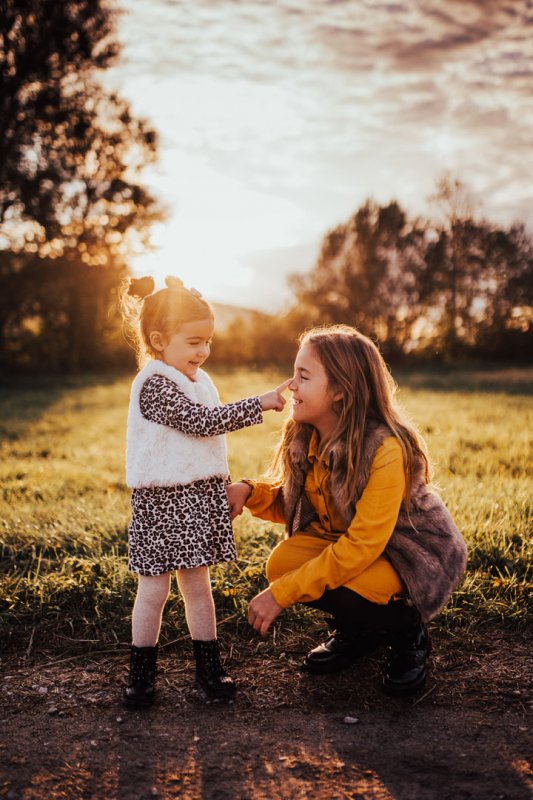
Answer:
266;324;430;509
120;275;214;367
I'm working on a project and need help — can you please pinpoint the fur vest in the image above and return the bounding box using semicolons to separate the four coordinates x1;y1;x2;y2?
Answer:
126;359;229;488
282;421;467;622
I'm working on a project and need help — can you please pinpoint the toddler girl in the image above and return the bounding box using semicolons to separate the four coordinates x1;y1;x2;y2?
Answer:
121;275;288;707
228;325;467;695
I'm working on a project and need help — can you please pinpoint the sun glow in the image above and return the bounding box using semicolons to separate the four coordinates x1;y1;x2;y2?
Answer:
130;149;304;307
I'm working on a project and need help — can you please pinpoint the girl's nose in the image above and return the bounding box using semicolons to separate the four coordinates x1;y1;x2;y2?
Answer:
288;377;297;392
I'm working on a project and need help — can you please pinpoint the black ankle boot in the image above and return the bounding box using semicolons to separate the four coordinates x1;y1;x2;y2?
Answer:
382;624;431;695
192;639;236;702
123;644;158;709
303;629;381;674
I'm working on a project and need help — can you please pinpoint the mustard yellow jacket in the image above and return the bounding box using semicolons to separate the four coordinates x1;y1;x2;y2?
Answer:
244;433;405;607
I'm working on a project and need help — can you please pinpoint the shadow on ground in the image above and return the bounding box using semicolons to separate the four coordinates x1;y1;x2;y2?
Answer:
2;628;531;800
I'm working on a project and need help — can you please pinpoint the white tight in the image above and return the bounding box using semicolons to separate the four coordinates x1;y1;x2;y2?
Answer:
131;566;217;647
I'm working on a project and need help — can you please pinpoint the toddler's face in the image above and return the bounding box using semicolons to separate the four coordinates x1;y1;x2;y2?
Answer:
159;318;214;380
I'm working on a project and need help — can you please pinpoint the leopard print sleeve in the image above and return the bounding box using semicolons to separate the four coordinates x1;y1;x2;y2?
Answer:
139;375;263;437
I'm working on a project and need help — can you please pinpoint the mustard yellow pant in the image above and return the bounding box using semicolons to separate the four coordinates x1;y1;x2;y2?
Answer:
266;532;404;606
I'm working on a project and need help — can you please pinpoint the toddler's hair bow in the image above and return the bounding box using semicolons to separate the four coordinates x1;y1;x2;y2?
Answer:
165;276;203;298
128;276;155;299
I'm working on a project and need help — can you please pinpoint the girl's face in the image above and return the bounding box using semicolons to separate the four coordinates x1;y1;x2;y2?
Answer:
151;318;214;380
289;343;341;438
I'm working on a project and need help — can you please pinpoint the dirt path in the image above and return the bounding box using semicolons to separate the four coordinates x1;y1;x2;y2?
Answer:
1;630;532;800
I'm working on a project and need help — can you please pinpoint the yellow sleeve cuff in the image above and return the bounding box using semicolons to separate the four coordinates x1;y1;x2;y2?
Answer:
269;578;292;609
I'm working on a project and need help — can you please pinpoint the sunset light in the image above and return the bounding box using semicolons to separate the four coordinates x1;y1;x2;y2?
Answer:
2;3;532;797
105;1;533;310
132;144;306;304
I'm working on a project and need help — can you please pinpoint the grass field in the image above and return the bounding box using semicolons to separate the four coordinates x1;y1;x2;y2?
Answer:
0;366;531;657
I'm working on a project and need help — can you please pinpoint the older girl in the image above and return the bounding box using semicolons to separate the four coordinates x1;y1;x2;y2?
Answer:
227;325;466;695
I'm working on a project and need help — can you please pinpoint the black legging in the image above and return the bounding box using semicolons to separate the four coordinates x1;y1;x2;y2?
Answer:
305;586;420;634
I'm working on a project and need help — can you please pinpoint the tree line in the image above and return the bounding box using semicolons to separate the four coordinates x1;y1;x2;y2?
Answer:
1;2;531;372
213;178;532;367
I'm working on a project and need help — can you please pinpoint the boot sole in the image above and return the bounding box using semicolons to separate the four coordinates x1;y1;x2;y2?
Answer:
303;639;382;675
381;669;428;696
303;651;372;675
194;679;236;704
122;695;155;710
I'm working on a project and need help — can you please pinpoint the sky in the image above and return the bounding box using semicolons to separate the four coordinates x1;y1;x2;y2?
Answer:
106;0;533;311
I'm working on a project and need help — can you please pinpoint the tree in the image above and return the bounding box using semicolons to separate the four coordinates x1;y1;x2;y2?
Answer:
0;252;130;371
422;175;532;358
473;223;533;358
0;0;163;370
421;176;484;356
289;200;428;358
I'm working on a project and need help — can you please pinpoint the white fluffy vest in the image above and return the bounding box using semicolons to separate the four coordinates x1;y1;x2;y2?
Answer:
126;359;229;488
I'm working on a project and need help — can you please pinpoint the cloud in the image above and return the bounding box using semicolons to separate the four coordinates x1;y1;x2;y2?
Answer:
109;0;533;309
238;240;323;310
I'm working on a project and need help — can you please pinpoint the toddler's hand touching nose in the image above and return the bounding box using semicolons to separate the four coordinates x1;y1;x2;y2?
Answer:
260;379;292;412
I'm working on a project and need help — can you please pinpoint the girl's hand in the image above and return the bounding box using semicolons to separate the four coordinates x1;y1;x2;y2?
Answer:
260;379;292;412
248;588;283;636
226;481;252;520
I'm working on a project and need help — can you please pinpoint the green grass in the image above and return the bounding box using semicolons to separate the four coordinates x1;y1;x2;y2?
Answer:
0;367;531;655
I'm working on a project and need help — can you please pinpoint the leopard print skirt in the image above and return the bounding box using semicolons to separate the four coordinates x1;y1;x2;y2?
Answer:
128;476;237;575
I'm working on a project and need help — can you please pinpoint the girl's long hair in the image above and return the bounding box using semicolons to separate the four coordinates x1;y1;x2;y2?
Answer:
266;324;430;509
